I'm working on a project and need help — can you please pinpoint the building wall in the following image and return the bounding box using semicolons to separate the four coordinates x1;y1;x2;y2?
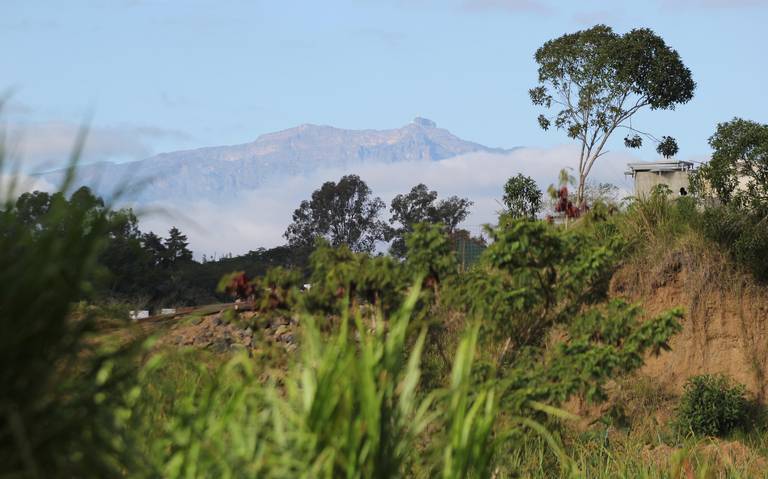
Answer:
634;170;691;198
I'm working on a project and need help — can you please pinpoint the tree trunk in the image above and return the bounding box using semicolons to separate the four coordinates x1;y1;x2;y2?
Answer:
577;172;587;205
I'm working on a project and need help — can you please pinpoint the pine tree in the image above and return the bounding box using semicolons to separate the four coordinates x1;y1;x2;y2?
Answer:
163;227;193;265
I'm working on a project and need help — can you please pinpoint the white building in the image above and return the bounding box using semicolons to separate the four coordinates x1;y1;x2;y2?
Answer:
625;160;694;198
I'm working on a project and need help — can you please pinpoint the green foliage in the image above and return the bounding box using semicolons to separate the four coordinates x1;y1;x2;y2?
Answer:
387;183;472;258
618;180;768;283
193;245;312;305
218;266;303;328
0;104;699;477
700;205;768;281
502;174;542;219
657;136;680;159
163;226;194;264
546;301;683;404
136;286;601;478
0;147;145;477
531;24;694;201
284;174;387;253
440;325;500;479
693;117;768;208
136;286;502;478
485;302;683;421
437;218;683;420
675;375;748;437
302;240;360;312
620;185;700;250
449;219;620;348
4;185;225;308
404;223;457;292
357;255;408;314
302;240;408;315
624;134;643;149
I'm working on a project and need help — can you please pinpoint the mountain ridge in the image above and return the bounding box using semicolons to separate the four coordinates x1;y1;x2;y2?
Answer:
38;118;515;203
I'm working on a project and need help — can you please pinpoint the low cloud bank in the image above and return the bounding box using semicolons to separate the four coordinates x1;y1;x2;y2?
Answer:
0;173;56;201
141;145;639;257
5;121;190;173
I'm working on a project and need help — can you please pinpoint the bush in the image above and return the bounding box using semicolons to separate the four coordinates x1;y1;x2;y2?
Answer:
675;374;748;437
620;185;700;250
701;205;768;281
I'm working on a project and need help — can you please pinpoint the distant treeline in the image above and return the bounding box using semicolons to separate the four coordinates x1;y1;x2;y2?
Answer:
4;176;485;309
4;187;307;308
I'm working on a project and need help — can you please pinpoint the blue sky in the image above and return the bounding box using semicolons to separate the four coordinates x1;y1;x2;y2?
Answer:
3;0;767;170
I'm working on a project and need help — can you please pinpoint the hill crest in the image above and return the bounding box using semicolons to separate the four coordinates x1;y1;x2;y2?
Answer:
39;118;512;202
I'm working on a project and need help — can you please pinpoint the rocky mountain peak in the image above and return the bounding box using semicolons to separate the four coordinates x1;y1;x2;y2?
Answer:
412;117;437;128
40;119;512;203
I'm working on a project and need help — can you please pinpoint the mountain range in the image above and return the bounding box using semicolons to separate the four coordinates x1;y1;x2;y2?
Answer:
38;117;513;203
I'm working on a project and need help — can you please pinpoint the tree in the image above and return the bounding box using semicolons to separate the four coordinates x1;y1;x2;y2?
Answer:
164;227;193;265
14;191;53;233
106;208;140;240
98;210;152;299
284;174;386;253
141;232;167;267
434;195;473;233
502;174;542;219
68;186;104;212
530;24;695;203
404;222;457;294
583;181;621;206
387;183;472;257
692;119;768;281
13;187;106;238
692;118;768;207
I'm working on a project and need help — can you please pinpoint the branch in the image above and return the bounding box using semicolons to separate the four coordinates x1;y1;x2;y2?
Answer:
583;94;650;181
616;124;662;144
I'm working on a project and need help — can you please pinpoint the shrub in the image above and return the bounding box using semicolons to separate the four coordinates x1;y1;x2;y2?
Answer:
404;223;456;279
618;185;700;252
675;374;748;437
700;205;768;281
449;219;621;348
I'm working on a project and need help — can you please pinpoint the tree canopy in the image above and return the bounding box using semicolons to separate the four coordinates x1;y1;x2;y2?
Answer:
693;118;768;208
530;24;695;203
164;226;193;265
387;183;472;257
502;174;542;219
284;174;387;253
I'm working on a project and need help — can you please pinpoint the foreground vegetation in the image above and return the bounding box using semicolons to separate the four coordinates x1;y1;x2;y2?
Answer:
5;158;768;477
4;24;768;478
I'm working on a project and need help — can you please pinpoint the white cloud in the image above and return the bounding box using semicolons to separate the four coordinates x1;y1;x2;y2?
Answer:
139;145;640;257
0;173;56;201
3;121;190;173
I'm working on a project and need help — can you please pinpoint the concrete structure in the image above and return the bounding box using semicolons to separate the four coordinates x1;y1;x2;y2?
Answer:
625;160;694;198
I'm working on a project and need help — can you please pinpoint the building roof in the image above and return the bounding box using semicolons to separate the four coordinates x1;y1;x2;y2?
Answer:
625;160;694;176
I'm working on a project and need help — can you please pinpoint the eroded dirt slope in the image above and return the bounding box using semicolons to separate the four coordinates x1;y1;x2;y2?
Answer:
611;247;768;399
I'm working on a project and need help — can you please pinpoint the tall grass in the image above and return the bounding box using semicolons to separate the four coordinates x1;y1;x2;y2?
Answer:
0;126;147;476
131;285;589;478
618;187;700;252
134;288;535;478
